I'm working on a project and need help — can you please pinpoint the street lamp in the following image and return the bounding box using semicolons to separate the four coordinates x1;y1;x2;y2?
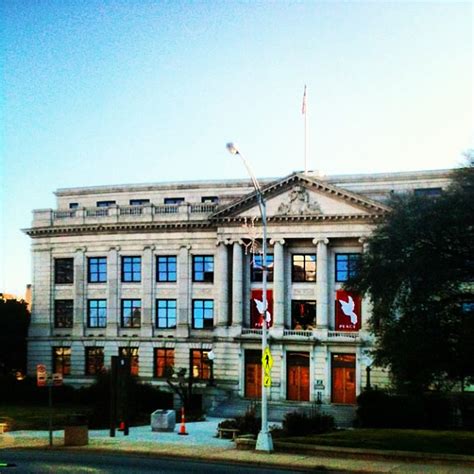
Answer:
207;349;215;386
226;142;273;452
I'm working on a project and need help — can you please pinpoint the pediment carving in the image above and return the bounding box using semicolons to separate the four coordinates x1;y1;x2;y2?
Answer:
277;185;321;215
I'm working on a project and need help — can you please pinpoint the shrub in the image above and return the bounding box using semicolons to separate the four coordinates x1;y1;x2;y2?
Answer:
217;405;261;437
282;409;335;436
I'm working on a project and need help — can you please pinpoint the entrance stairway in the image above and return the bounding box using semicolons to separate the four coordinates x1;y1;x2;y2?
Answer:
208;398;356;428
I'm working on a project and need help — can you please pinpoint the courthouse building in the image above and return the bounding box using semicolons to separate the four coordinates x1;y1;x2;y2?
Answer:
24;169;451;412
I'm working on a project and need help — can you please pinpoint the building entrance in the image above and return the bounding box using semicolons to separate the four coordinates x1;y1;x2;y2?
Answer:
245;350;262;399
287;352;310;401
331;353;356;404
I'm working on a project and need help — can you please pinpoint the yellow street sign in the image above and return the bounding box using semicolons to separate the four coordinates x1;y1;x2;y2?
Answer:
263;374;272;387
262;347;273;372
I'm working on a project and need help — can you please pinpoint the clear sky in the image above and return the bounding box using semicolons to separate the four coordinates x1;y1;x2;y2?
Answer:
1;1;473;297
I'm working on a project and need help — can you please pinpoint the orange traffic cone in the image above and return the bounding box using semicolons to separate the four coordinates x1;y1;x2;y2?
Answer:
178;407;188;436
118;421;125;431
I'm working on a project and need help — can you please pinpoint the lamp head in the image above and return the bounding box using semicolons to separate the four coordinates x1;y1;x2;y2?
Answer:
226;142;240;155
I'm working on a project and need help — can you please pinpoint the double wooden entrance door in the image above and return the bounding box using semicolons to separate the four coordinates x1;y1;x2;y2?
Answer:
287;352;310;401
331;353;356;404
245;350;262;399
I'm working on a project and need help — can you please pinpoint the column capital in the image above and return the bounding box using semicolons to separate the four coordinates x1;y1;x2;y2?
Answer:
269;238;286;246
143;244;156;251
109;245;121;252
179;244;192;251
312;237;329;246
216;238;232;246
75;246;87;253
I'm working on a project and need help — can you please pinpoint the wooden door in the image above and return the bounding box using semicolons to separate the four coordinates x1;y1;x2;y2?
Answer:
331;354;356;404
287;352;310;401
245;350;262;399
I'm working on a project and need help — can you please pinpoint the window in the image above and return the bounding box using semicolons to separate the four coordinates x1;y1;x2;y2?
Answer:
88;257;107;283
87;299;107;328
291;300;316;330
96;200;116;207
251;254;274;282
54;258;74;284
156;299;177;328
190;349;211;380
121;299;141;328
164;197;185;205
69;202;79;209
129;199;150;206
119;347;139;376
335;254;361;282
292;254;316;282
121;256;141;282
154;348;175;378
192;299;214;329
414;187;442;197
156;256;177;282
85;347;104;375
201;196;218;204
193;255;214;282
53;347;71;376
54;300;73;328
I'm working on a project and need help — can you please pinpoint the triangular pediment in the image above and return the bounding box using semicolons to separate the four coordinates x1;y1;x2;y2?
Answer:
211;172;389;221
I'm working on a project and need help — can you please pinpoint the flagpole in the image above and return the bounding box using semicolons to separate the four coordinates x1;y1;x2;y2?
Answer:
302;85;308;175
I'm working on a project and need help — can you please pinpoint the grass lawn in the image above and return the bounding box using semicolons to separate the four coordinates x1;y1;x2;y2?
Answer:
0;404;93;431
279;429;474;456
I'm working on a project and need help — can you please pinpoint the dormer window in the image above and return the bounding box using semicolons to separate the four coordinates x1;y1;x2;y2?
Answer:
129;199;150;206
69;203;79;209
96;200;116;207
201;196;218;204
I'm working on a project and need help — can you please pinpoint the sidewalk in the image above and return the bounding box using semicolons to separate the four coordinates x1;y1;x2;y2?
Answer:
1;418;474;473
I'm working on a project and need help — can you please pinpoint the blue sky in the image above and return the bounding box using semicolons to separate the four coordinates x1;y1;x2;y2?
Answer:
1;1;473;296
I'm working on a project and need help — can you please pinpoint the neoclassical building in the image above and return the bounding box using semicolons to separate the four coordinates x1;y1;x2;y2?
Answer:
24;169;451;414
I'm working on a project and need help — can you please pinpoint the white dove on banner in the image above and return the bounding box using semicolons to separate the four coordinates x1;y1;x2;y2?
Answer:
254;298;271;322
338;295;358;325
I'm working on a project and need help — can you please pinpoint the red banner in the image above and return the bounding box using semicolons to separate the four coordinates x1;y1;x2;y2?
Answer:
335;290;361;331
250;289;273;328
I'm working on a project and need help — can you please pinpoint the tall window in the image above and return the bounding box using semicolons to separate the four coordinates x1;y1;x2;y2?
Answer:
53;347;71;376
192;255;214;282
121;299;141;328
119;347;139;376
190;349;211;380
156;299;177;328
154;348;175;378
88;257;107;283
54;258;74;284
85;347;104;375
291;300;316;330
87;299;107;328
335;254;361;282
251;254;274;282
156;256;177;282
54;300;73;328
192;300;214;329
292;254;316;282
122;256;141;282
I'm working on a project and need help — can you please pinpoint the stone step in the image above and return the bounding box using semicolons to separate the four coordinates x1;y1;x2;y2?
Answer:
209;399;356;428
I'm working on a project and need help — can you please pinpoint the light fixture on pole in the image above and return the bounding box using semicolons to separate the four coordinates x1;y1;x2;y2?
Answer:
226;142;273;452
207;349;215;386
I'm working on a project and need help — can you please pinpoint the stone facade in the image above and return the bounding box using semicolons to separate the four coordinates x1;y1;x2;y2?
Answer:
24;169;452;408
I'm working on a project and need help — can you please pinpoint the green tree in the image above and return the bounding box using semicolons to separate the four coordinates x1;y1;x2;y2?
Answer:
349;161;474;394
0;297;31;375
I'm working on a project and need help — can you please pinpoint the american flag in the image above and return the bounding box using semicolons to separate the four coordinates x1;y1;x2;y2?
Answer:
301;85;307;115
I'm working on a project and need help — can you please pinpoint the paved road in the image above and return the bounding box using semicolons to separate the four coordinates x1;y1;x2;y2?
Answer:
0;449;342;474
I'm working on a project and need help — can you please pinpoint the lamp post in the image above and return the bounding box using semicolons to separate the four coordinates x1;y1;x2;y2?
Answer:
207;349;215;386
226;142;273;452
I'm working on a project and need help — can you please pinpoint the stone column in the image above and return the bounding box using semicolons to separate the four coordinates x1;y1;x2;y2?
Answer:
271;239;285;329
314;238;329;329
177;245;191;338
231;241;244;328
106;246;120;337
141;245;155;337
216;241;229;327
73;247;86;337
